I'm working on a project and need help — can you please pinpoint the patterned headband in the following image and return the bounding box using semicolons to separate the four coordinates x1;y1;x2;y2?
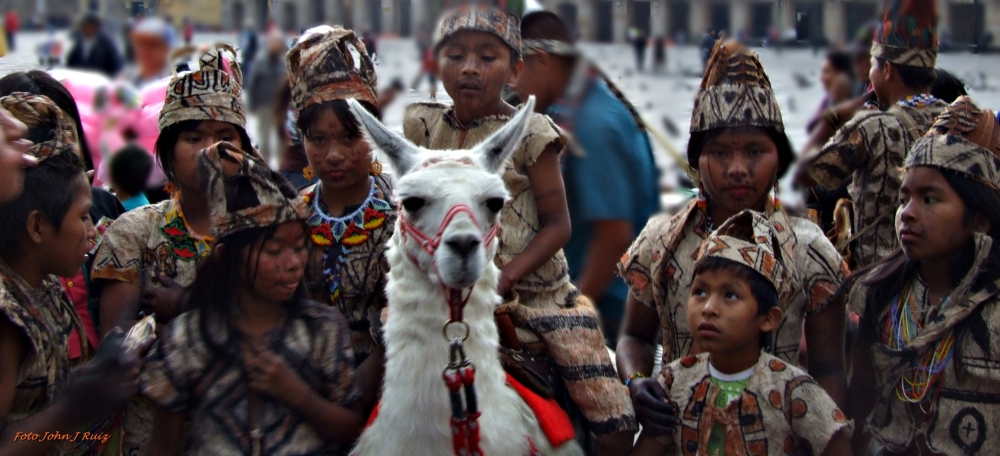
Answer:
907;96;1000;189
695;210;797;308
286;25;378;112
158;44;246;131
522;39;578;57
200;141;306;239
0;93;81;163
434;4;521;58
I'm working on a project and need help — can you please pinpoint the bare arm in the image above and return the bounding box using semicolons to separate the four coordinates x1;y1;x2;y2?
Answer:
847;320;877;454
577;220;634;303
628;431;673;456
498;146;571;291
351;345;385;419
285;386;365;443
98;281;140;338
805;295;848;411
822;429;854;456
615;294;660;383
143;409;185;456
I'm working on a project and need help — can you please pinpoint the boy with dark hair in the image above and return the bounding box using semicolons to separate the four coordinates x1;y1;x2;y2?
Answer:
514;10;660;347
0;93;148;455
108;144;153;211
403;5;636;454
799;0;946;270
630;211;852;456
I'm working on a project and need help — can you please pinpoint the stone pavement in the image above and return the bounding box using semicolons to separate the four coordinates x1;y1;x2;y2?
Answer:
4;30;1000;202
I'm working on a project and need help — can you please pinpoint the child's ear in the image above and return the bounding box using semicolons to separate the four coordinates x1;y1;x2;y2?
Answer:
24;210;46;245
759;306;783;333
507;58;524;85
211;243;225;261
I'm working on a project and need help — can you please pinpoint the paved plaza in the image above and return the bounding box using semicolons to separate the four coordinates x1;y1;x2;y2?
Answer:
3;30;1000;201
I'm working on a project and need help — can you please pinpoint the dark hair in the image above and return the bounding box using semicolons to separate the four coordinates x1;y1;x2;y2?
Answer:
931;68;968;103
877;58;937;90
693;256;780;348
109;144;153;196
186;174;306;356
521;11;575;43
154;120;253;184
296;99;381;138
687;126;794;179
0;152;87;253
0;71;95;171
825;50;854;78
848;168;1000;376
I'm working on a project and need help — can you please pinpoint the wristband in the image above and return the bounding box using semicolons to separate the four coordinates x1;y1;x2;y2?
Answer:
625;372;646;387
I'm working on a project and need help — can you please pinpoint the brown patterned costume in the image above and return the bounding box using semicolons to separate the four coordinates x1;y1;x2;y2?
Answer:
619;42;846;366
801;0;944;269
651;211;852;456
620;200;846;365
140;143;354;455
286;26;395;366
0;93;93;453
849;97;1000;455
657;353;851;456
92;44;250;456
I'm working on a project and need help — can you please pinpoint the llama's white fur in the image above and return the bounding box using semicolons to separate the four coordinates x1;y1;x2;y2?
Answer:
347;97;583;456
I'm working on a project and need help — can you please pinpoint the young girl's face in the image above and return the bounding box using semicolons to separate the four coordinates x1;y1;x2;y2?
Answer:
242;221;309;304
897;166;984;263
302;107;372;191
687;268;777;355
41;172;96;277
173;120;244;190
437;31;520;115
698;127;779;218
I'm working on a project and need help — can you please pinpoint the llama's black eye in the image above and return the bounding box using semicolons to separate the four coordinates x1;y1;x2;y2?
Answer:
402;197;426;212
484;198;505;213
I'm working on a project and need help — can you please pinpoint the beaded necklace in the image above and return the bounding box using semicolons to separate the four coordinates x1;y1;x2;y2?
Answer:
304;176;391;303
897;94;938;108
883;279;957;405
160;197;214;261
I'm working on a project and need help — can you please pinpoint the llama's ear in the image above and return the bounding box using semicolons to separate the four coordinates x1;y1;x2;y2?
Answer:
346;98;419;176
476;96;535;174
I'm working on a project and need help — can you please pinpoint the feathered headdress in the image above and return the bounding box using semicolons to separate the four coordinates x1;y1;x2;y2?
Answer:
906;96;1000;189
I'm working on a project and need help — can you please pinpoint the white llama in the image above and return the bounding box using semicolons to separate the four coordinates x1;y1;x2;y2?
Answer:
346;97;584;456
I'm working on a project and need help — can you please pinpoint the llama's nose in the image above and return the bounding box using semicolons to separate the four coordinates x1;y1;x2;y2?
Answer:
445;235;481;257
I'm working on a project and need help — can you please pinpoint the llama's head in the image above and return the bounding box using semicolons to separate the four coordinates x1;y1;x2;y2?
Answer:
347;97;535;290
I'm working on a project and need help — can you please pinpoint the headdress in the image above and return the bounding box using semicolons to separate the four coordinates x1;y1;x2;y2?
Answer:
158;44;245;131
199;142;307;239
871;0;938;68
433;4;521;59
0;93;81;163
906;96;1000;189
286;25;379;112
695;210;796;308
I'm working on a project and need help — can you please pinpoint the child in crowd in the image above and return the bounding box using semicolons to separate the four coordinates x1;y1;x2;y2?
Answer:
402;5;635;452
109;144;153;211
848;97;1000;455
143;142;369;455
631;211;852;456
92;44;254;456
0;93;148;455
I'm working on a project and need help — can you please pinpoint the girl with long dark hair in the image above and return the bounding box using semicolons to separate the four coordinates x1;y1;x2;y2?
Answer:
90;45;253;456
142;142;367;455
285;26;394;368
847;97;1000;455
